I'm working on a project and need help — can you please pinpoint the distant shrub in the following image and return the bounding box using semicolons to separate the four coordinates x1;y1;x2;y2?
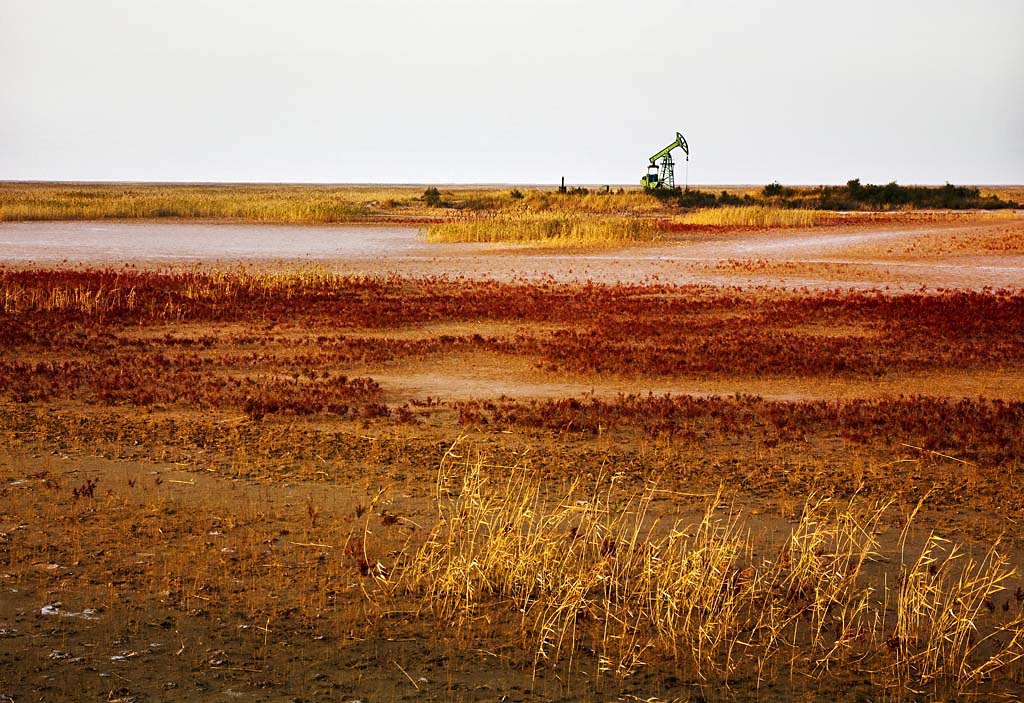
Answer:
810;180;1017;210
750;179;1020;211
640;179;1017;213
510;189;524;200
646;186;683;202
423;187;443;207
676;189;720;208
646;187;747;210
763;182;797;198
717;191;746;206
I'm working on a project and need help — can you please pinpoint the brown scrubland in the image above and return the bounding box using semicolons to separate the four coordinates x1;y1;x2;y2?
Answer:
1;185;1023;702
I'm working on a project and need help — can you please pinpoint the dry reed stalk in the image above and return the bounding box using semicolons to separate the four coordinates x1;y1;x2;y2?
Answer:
375;449;1024;697
424;212;662;247
886;534;1024;696
679;206;839;228
0;184;378;223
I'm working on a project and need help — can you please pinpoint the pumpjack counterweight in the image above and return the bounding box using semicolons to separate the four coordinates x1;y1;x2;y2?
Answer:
641;131;689;190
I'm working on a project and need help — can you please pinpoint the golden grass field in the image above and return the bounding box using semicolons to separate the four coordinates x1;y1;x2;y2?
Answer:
3;182;1019;250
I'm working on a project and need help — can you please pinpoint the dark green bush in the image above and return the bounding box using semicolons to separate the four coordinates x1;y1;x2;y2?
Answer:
763;182;797;198
676;189;721;208
646;179;1018;212
423;187;443;207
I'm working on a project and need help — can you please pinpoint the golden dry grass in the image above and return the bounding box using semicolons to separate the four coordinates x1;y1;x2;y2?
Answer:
979;186;1024;203
679;206;841;228
376;451;1024;696
0;182;672;223
0;268;347;316
3;182;1017;233
517;189;671;214
0;183;419;222
424;212;663;247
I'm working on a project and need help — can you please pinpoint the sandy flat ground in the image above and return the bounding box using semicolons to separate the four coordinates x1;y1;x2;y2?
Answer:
2;214;1022;289
3;214;1024;702
368;355;1024;403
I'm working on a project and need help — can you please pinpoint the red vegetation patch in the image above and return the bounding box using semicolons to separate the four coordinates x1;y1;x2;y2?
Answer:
456;394;1024;463
2;270;1022;381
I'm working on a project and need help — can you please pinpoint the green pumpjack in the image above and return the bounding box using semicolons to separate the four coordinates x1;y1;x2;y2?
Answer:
641;131;689;190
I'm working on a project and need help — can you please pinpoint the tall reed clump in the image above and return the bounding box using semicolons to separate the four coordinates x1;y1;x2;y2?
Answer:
518;189;671;214
886;534;1024;694
680;206;839;228
0;184;373;223
424;212;662;247
375;450;1024;698
0;268;352;318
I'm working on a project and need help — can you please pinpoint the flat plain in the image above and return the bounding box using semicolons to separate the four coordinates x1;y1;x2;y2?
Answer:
1;183;1023;702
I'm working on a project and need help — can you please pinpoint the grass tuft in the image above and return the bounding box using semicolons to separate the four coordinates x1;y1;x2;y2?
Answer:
425;213;662;247
679;206;839;228
376;450;1024;695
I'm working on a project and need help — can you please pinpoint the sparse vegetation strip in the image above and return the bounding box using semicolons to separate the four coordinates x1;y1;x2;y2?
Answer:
425;212;662;246
376;452;1024;697
5;270;1021;380
1;269;1023;519
678;206;839;228
1;181;1016;234
456;394;1024;463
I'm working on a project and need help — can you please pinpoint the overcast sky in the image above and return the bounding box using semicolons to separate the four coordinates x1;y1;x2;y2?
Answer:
2;0;1022;185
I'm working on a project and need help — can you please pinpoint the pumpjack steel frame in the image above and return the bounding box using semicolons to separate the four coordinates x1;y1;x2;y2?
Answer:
641;131;689;190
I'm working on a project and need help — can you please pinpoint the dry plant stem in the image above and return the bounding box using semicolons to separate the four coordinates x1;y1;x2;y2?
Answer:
678;206;838;228
375;450;1024;699
425;212;663;247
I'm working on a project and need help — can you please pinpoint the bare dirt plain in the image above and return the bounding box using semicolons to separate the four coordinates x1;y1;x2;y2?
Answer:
2;211;1024;703
3;213;1023;289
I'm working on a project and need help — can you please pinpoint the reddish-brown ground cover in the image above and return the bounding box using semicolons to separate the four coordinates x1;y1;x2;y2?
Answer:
2;266;1023;702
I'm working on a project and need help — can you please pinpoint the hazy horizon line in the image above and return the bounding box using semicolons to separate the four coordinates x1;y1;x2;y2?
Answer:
4;179;1021;188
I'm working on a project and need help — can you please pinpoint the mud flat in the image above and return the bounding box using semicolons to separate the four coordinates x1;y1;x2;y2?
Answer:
2;214;1023;289
2;220;1023;702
